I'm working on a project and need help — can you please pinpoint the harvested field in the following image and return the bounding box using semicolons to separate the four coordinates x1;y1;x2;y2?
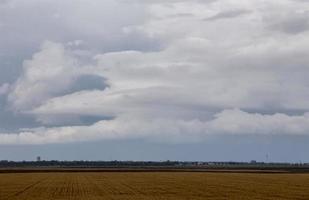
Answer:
0;172;309;200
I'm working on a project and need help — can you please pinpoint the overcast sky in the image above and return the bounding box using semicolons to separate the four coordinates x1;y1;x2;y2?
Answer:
1;0;309;162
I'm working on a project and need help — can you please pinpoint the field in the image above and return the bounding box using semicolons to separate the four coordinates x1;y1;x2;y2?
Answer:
0;171;309;200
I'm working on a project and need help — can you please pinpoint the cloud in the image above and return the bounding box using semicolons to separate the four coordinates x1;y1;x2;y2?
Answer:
290;0;309;3
0;83;9;95
1;109;309;145
266;11;309;34
209;109;309;135
7;41;107;126
204;9;251;21
131;0;217;4
8;41;82;111
69;75;107;93
0;0;10;5
1;0;309;144
0;0;155;52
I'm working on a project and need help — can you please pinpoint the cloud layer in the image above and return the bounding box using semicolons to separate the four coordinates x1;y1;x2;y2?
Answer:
2;109;309;145
1;0;309;144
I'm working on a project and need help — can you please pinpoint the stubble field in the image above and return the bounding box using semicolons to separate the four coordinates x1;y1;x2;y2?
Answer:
0;172;309;200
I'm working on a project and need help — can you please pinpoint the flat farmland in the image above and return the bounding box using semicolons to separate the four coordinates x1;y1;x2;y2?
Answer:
0;172;309;200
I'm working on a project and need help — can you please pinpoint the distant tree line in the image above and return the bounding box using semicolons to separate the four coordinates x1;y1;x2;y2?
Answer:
0;160;308;169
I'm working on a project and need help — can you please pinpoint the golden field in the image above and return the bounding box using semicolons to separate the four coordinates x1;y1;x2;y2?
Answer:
0;172;309;200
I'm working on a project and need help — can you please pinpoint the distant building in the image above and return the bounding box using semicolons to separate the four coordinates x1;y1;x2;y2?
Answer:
37;156;41;162
250;160;257;164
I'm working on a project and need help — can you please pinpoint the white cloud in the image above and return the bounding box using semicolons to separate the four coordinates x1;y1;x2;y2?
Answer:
8;41;84;111
1;0;309;144
1;109;309;145
209;109;309;135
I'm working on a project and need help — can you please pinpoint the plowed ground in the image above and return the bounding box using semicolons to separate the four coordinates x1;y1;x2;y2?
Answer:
0;172;309;200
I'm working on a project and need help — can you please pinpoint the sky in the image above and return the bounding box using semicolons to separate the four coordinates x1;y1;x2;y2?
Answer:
1;0;309;162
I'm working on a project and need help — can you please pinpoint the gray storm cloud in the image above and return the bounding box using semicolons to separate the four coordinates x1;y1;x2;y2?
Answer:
1;0;309;144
